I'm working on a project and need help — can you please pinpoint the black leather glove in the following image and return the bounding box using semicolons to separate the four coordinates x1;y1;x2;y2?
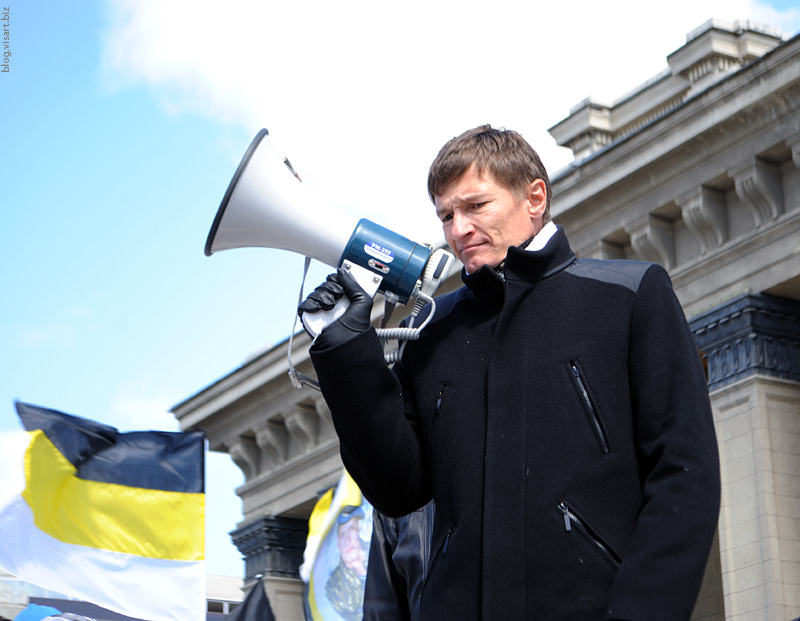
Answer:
301;268;374;348
298;274;344;314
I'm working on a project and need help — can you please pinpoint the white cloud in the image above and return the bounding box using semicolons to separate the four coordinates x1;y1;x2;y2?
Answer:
107;387;180;432
750;1;800;36
67;305;95;320
13;323;77;348
104;0;796;242
0;430;28;510
9;306;94;349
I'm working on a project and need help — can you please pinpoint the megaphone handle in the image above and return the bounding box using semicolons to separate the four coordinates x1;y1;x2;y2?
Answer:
301;296;350;339
301;261;382;339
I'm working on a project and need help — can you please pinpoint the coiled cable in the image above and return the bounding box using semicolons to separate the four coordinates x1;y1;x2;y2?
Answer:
378;292;436;364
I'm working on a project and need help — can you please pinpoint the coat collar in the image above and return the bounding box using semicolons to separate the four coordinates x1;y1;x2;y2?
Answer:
461;225;576;301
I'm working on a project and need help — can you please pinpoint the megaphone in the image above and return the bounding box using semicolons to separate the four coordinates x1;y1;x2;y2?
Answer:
205;129;455;339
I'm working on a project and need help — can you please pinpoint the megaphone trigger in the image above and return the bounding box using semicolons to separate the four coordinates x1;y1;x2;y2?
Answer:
300;261;382;339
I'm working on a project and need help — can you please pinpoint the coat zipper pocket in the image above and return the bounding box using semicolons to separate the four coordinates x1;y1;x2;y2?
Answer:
568;361;610;454
425;524;453;580
420;524;454;604
435;385;446;418
442;525;453;556
429;385;447;472
558;502;621;569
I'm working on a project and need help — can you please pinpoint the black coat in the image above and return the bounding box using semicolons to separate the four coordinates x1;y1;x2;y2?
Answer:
310;227;720;620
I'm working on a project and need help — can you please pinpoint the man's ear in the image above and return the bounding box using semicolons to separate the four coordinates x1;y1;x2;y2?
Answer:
527;179;547;220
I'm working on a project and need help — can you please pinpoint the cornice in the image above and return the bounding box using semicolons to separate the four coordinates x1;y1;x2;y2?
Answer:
551;35;800;215
171;331;315;430
669;209;800;313
690;293;800;390
550;20;787;168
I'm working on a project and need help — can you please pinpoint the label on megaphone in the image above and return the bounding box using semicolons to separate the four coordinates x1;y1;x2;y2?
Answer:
341;219;431;306
301;261;383;339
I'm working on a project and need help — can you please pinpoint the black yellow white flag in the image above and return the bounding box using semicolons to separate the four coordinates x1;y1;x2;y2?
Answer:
0;402;206;621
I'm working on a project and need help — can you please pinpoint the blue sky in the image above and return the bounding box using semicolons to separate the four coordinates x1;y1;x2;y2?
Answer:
2;0;798;580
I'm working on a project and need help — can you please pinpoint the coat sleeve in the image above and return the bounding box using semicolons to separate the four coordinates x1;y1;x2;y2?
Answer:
309;328;431;517
606;264;721;620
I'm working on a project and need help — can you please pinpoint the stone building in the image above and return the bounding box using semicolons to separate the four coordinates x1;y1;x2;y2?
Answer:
172;19;800;620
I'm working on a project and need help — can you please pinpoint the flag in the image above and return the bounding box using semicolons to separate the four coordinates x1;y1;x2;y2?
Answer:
0;402;206;621
301;469;373;621
224;581;275;621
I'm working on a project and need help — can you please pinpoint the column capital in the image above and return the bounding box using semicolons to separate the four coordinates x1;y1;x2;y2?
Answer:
231;515;308;582
690;293;800;390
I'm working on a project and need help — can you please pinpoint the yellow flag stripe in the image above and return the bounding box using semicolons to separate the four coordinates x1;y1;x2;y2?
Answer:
22;430;204;561
340;470;362;508
307;487;334;537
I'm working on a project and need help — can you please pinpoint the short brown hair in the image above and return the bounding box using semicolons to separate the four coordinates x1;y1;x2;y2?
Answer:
428;125;551;224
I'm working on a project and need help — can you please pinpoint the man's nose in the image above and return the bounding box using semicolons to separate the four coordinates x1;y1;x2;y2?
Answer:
450;211;473;238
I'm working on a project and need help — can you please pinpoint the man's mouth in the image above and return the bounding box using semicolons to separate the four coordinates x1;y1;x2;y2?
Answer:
458;242;484;256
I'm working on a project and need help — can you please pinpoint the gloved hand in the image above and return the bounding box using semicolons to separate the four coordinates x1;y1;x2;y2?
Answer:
298;274;344;314
299;267;374;347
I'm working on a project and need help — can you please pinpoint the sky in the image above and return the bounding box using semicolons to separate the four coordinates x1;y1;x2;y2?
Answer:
1;0;798;580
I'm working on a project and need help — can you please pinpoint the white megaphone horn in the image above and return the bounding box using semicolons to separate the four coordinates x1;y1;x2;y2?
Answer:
205;129;455;343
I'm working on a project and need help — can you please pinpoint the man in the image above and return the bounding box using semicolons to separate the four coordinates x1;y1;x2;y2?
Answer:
300;125;720;620
326;505;369;621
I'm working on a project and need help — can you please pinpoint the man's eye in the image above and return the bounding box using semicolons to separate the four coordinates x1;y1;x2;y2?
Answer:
473;201;488;209
441;213;452;223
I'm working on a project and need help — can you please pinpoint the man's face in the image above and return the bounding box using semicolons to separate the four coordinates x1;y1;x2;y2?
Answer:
435;165;545;274
337;518;362;566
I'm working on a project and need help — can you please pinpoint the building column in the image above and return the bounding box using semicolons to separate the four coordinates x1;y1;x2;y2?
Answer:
232;516;308;621
691;294;800;620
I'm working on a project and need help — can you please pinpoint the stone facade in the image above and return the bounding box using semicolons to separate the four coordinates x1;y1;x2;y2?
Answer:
690;295;800;619
172;19;800;620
